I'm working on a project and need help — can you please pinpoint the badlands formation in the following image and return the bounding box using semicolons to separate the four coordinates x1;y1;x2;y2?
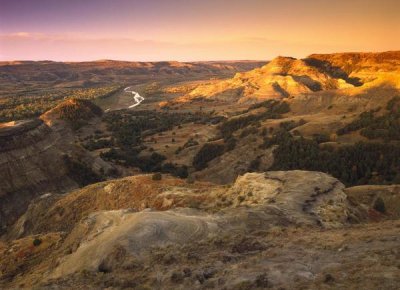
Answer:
1;171;399;289
167;51;400;105
0;52;399;289
0;99;113;234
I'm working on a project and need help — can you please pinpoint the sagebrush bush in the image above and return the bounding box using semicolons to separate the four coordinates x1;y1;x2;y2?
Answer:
33;238;42;247
373;197;386;213
152;173;162;181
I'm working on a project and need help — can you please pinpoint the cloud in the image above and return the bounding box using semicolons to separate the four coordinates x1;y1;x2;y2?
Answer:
3;32;48;39
0;32;382;62
0;33;181;61
12;32;30;37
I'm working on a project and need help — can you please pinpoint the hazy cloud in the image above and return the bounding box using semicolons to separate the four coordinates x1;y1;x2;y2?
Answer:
0;32;372;61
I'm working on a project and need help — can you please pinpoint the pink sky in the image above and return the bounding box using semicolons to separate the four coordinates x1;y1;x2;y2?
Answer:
0;0;399;61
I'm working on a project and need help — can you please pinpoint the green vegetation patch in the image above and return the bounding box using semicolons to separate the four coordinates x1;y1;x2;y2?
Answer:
192;143;226;170
262;129;400;186
0;86;120;122
337;97;400;141
219;100;290;138
101;110;217;177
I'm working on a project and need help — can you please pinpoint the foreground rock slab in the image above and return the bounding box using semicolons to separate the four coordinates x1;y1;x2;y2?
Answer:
0;171;398;289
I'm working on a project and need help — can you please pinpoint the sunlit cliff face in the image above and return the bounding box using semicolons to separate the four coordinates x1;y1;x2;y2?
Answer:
0;0;399;61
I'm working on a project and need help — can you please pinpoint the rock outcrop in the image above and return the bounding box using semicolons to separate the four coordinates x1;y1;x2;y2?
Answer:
1;171;399;289
51;208;220;278
6;175;213;239
170;55;356;104
0;100;113;235
6;171;360;279
0;119;78;234
165;51;399;106
345;184;400;219
224;171;357;228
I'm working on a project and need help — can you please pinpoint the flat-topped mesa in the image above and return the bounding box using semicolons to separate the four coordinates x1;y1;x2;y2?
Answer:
308;51;400;71
306;51;400;85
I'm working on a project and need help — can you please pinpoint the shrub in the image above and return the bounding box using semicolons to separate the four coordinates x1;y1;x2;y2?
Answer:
170;272;184;283
255;273;270;288
139;153;167;172
248;157;261;172
312;133;330;144
279;121;298;131
183;138;199;149
33;238;42;247
373;197;386;213
83;138;113;151
152;173;162;181
324;273;335;284
161;163;188;179
174;166;189;179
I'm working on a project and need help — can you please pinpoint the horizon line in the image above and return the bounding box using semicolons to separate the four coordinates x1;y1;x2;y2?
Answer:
0;59;269;63
1;49;399;64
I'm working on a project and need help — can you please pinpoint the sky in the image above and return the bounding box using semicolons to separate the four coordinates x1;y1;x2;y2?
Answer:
0;0;399;61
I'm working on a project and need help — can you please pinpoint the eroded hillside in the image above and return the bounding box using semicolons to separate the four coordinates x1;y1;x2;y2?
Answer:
0;51;399;290
159;52;399;113
0;60;266;99
0;171;399;289
168;56;357;105
0;100;115;234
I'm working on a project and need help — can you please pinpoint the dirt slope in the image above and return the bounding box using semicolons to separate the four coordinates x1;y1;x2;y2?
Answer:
0;100;114;235
3;170;394;289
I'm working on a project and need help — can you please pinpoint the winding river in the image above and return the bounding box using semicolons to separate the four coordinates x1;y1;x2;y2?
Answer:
104;86;145;112
124;86;145;108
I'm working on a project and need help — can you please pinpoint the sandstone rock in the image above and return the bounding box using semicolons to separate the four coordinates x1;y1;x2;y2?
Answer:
47;171;361;277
